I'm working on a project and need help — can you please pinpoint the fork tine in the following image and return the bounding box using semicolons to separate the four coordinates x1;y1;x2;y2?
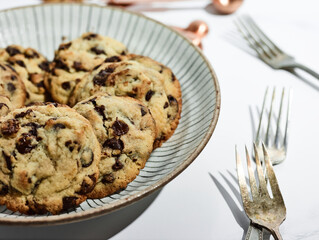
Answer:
236;146;251;204
265;87;276;147
262;143;284;202
255;87;268;145
235;17;271;60
274;88;285;148
245;15;284;55
253;143;269;197
283;88;293;150
245;146;258;200
241;15;278;58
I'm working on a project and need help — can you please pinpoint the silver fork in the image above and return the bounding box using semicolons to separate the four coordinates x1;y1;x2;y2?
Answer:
235;15;319;80
236;143;286;240
255;87;292;165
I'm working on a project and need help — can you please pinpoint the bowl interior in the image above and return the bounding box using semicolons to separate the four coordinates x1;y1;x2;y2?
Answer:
0;3;220;224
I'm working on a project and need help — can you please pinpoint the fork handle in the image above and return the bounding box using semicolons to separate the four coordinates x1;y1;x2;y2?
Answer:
245;223;263;240
270;227;283;240
290;62;319;80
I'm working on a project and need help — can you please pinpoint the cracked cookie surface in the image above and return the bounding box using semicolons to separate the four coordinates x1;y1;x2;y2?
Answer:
70;54;181;148
0;103;100;214
73;94;156;198
45;32;128;104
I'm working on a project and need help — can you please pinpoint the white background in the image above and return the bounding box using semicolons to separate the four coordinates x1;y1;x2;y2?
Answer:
0;0;319;239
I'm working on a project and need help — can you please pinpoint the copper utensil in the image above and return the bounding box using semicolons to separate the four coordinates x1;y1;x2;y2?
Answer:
236;144;286;240
171;20;209;49
212;0;243;14
108;0;243;14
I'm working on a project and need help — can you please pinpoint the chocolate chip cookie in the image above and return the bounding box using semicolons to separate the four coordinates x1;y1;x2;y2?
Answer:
73;93;156;198
69;54;182;148
0;46;50;105
0;103;100;215
0;62;26;109
44;32;128;104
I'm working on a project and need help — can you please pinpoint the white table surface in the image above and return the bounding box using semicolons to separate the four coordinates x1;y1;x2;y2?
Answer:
0;0;319;239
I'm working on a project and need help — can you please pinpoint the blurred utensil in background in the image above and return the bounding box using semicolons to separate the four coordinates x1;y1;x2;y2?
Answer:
235;15;319;80
172;20;209;49
255;87;292;165
43;0;244;15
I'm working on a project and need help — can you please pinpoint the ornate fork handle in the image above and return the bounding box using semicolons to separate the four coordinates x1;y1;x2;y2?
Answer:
287;62;319;80
245;223;263;240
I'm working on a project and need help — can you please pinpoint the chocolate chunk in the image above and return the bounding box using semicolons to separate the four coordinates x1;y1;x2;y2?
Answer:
73;61;87;72
76;180;94;195
65;140;76;152
127;93;137;98
104;56;121;63
112;119;129;136
163;102;169;109
62;196;78;211
159;65;164;74
2;151;12;171
22;122;42;136
5;64;17;73
62;81;71;90
112;158;124;171
94;105;107;121
81;148;94;168
140;106;147;116
32;180;42;194
168;95;178;106
90;47;106;55
54;59;69;72
11;75;17;81
36;81;45;88
0;103;8;110
81;97;97;106
38;61;50;72
145;90;155;101
1;119;20;136
0;64;6;70
15;60;26;68
5;46;21;56
53;123;66;130
16;133;36;154
24;49;40;59
7;82;16;92
93;64;102;70
93;67;114;86
0;182;8;196
171;72;176;81
103;138;124;151
15;109;33;119
58;42;72;51
83;33;98;40
101;173;115;184
76;174;96;195
121;50;127;55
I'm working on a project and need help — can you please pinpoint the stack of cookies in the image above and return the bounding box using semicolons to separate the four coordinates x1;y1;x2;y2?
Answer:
0;32;182;215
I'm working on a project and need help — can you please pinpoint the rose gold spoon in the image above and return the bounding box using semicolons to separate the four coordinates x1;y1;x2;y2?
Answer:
171;20;209;49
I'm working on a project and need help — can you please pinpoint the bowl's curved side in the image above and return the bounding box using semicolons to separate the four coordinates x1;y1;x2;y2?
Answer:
0;3;220;225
